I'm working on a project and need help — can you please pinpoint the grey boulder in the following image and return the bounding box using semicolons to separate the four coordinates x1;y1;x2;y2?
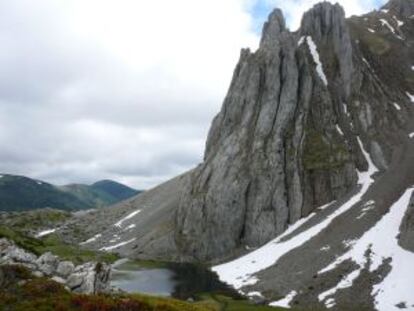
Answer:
36;252;59;276
66;262;111;294
56;261;75;278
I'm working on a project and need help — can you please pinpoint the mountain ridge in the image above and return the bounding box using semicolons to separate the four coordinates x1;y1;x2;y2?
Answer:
0;173;141;211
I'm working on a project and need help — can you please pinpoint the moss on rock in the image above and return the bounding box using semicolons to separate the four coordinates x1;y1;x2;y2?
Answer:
302;128;349;171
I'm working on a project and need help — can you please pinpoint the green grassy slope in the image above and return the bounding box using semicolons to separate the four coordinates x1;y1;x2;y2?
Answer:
0;175;88;211
0;174;141;211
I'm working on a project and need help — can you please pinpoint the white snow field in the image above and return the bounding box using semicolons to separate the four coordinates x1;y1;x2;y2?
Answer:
318;188;414;310
35;228;57;238
212;138;378;291
114;210;141;227
80;233;102;245
100;238;136;251
270;291;297;308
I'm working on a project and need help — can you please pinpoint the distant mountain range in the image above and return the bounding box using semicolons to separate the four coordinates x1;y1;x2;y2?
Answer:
0;174;141;212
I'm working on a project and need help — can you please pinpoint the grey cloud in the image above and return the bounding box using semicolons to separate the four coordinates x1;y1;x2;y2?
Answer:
0;0;258;189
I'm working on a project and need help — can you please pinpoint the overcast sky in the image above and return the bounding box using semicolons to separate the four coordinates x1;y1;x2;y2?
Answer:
0;0;386;189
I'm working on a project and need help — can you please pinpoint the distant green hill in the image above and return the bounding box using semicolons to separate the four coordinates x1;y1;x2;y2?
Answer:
91;180;138;201
60;180;140;209
0;174;141;212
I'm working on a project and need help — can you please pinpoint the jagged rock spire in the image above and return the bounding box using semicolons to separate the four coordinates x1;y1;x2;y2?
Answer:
174;1;410;262
260;9;286;49
175;2;360;261
299;2;353;98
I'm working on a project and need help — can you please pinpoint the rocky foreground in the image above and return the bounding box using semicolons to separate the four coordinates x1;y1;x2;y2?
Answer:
1;236;275;311
0;238;112;294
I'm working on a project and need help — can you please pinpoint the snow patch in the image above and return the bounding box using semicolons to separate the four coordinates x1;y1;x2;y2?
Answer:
393;16;404;27
319;269;361;308
80;233;102;245
320;245;331;252
109;234;121;243
100;238;136;251
380;19;403;40
124;224;136;231
325;298;336;308
381;9;389;14
297;36;305;46
357;200;376;219
317;188;414;311
409;133;414;139
269;291;297;308
319;201;336;210
336;125;344;136
392;103;401;111
343;239;357;248
367;28;376;33
114;210;141;227
247;291;264;298
406;92;414;103
306;36;328;86
212;138;377;289
36;228;57;238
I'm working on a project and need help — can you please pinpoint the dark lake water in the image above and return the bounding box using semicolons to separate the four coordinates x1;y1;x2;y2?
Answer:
111;259;238;300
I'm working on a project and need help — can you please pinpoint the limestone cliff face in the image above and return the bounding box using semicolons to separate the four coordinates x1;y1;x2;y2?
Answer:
175;2;413;261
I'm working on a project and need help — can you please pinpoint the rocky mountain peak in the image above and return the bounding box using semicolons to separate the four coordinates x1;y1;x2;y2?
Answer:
300;2;346;39
173;0;413;261
259;8;286;49
300;2;353;98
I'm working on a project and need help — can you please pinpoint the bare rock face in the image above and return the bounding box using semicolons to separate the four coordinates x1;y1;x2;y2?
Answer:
0;238;37;264
174;2;411;261
383;0;414;17
66;262;111;294
399;193;414;251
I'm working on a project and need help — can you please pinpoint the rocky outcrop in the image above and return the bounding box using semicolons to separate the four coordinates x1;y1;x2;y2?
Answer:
399;192;414;251
66;262;111;294
174;2;411;261
383;0;414;17
0;238;111;294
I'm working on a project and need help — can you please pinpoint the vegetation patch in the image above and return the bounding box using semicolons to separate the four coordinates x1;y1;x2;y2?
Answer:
0;227;117;265
0;267;215;311
0;226;44;255
0;209;71;233
0;272;295;311
302;128;349;171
